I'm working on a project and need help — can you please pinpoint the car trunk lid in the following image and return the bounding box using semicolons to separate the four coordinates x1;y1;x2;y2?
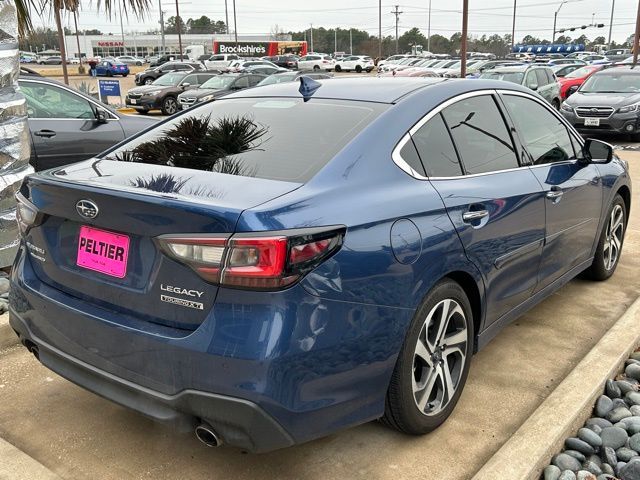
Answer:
21;159;301;331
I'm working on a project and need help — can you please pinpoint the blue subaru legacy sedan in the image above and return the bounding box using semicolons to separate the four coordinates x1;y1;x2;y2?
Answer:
9;77;631;452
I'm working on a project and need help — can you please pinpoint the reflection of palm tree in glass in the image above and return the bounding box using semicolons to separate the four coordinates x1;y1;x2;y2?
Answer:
112;115;267;176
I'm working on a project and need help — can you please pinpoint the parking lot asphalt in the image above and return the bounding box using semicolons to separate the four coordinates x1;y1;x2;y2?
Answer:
0;150;638;480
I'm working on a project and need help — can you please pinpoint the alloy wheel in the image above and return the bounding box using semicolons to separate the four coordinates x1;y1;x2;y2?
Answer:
603;204;624;271
164;98;178;115
412;299;468;416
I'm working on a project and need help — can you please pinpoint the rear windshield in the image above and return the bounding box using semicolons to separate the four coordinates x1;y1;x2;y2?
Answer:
105;98;387;182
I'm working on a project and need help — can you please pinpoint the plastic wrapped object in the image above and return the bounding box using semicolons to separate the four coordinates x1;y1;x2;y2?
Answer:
0;0;32;267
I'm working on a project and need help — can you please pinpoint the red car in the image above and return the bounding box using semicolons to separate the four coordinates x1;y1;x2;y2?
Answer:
558;65;604;99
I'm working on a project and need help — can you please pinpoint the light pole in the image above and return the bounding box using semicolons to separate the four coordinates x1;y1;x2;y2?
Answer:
511;0;517;51
461;0;468;77
553;1;569;43
378;0;382;59
224;0;229;36
175;0;183;55
310;24;314;53
633;0;640;67
427;0;432;52
233;0;238;50
608;0;616;48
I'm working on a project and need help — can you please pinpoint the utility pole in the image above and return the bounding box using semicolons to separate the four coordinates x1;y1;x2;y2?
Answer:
224;0;229;36
461;0;469;77
378;0;382;59
511;0;517;51
608;0;616;48
334;28;337;56
158;0;165;55
391;5;402;54
175;0;183;55
233;0;238;50
349;29;353;54
427;0;432;52
310;23;314;53
633;0;640;67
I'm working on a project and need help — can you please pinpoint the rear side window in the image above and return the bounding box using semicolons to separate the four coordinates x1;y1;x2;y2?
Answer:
411;114;462;177
442;95;518;174
105;98;387;183
398;139;426;176
535;69;549;86
502;94;575;165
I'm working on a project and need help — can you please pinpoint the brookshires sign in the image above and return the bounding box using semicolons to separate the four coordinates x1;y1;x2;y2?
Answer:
214;41;273;56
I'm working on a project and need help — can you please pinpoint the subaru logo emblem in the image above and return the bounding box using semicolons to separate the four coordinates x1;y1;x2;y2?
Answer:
76;200;99;219
591;108;599;113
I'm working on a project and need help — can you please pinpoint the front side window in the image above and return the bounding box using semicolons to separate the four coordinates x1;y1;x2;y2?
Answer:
410;114;462;177
502;94;575;165
21;82;95;119
535;69;549;86
442;95;518;175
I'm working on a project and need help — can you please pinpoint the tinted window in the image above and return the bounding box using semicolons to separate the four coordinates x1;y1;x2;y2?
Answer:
411;114;462;177
21;82;95;119
234;76;249;88
503;95;575;165
106;98;387;182
535;69;549;86
399;139;426;176
209;55;223;61
182;74;200;86
524;71;538;88
442;95;518;174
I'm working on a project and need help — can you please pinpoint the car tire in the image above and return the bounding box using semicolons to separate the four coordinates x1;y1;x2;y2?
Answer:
136;62;142;66
161;96;179;115
381;279;474;434
584;194;626;281
138;110;150;115
106;71;113;77
334;65;342;72
144;78;154;85
355;65;363;73
551;98;561;110
123;74;128;77
313;65;320;71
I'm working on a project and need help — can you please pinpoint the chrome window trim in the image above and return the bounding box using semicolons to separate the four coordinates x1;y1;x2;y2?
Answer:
392;88;583;181
19;78;120;121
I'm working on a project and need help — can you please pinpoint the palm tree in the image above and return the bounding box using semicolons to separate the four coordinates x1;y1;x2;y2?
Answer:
16;0;152;85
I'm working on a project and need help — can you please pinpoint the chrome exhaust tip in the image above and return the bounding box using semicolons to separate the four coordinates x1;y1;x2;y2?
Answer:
195;424;222;447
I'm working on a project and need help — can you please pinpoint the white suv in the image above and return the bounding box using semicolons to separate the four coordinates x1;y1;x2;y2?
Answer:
334;55;374;73
204;53;240;70
297;54;335;71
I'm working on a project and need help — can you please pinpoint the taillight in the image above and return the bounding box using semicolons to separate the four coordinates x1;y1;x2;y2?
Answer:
157;227;344;290
15;193;40;235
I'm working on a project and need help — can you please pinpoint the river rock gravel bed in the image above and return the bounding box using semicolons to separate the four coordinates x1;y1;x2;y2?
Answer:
543;350;640;480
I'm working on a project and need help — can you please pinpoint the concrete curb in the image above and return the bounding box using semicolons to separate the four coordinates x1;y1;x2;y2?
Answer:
116;107;137;114
0;437;62;479
472;295;640;480
0;312;17;350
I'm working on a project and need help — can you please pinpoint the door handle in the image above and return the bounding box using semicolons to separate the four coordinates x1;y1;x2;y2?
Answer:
33;129;56;138
546;187;564;200
462;210;489;222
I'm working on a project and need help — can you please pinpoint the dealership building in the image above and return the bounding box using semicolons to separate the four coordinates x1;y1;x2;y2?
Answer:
62;33;288;59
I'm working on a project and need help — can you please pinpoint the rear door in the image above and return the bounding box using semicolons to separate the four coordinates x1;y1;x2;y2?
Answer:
411;93;546;324
20;79;125;171
500;92;603;289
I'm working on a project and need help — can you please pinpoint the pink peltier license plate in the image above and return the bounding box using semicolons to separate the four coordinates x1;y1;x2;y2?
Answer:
76;226;130;278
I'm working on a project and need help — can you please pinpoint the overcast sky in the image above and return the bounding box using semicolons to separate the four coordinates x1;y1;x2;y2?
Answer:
38;0;639;43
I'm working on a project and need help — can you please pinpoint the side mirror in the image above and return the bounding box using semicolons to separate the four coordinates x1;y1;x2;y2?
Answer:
181;82;190;89
584;138;613;163
95;108;109;124
567;85;579;97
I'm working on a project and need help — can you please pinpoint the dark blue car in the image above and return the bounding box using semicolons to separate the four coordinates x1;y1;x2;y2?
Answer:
9;77;631;452
96;60;129;77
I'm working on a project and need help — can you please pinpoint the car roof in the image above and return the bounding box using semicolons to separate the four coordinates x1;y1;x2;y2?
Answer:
490;64;547;73
592;66;640;75
224;76;449;103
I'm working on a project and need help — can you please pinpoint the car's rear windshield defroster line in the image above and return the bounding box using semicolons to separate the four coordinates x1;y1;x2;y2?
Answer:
105;98;387;183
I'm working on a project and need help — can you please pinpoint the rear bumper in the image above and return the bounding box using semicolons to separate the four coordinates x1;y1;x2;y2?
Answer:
9;311;294;452
9;245;411;451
